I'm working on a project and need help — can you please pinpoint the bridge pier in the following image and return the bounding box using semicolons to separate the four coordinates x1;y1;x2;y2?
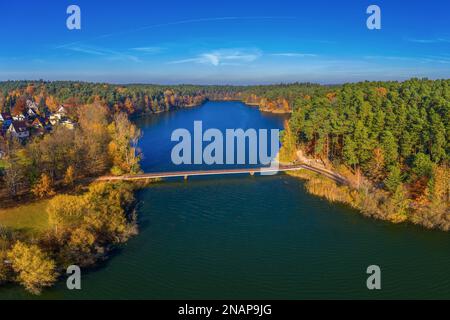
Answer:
184;175;188;181
249;172;255;176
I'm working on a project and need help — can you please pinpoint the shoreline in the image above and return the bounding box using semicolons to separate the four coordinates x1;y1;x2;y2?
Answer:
284;161;449;232
131;98;292;119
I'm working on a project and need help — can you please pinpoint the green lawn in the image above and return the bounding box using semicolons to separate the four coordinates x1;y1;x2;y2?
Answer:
0;159;6;170
0;200;50;235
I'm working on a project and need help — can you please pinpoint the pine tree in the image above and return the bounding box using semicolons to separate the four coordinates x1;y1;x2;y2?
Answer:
381;131;398;166
384;165;402;193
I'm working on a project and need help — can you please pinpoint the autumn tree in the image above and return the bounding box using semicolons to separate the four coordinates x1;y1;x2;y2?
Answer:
3;157;24;197
427;165;450;204
412;164;450;230
7;241;57;295
83;182;136;243
67;225;97;266
124;97;135;114
108;112;141;175
77;103;111;175
279;120;297;162
64;166;75;187
11;96;26;116
386;184;410;223
32;173;55;199
45;95;59;112
368;148;385;183
47;194;85;234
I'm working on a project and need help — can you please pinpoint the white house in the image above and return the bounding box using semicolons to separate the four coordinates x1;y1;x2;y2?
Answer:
26;100;39;111
57;106;67;116
49;114;59;125
12;113;26;121
61;118;75;130
8;121;29;139
27;108;37;117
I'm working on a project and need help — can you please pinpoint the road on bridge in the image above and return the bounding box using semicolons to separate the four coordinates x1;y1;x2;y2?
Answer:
97;164;348;185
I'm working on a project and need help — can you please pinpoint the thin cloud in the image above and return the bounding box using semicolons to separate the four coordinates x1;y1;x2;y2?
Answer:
364;55;419;61
406;38;450;44
68;46;107;56
169;58;204;65
364;55;450;64
63;45;141;62
55;16;296;49
169;49;262;66
271;53;317;57
130;47;165;54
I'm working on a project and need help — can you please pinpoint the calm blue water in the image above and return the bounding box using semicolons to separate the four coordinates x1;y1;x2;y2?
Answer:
135;101;286;172
1;101;449;299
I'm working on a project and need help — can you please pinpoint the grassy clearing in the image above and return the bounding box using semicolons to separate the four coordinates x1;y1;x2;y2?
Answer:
0;200;50;235
0;159;6;170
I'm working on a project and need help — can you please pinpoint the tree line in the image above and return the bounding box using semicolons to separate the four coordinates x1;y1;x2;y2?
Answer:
0;81;327;116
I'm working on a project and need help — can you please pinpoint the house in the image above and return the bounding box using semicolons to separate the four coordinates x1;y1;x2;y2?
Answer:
12;113;26;121
57;105;67;116
26;100;39;111
0;112;12;123
7;121;29;139
30;117;53;136
27;108;37;118
0;114;13;135
49;114;59;125
60;118;75;130
32;117;45;129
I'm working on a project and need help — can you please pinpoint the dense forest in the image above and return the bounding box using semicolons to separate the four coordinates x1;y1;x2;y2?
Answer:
285;78;449;230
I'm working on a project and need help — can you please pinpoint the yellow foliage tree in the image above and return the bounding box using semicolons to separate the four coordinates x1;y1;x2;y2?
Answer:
32;174;56;199
7;241;57;295
429;165;450;204
45;96;58;112
47;194;86;234
107;113;141;175
279;120;297;163
64;166;75;187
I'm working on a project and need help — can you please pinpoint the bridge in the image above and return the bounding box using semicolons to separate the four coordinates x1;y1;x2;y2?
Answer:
97;164;348;185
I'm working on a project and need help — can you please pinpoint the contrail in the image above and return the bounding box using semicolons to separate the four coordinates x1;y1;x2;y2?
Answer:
55;16;296;49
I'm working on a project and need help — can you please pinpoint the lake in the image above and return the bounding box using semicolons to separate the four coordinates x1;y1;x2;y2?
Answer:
1;101;449;299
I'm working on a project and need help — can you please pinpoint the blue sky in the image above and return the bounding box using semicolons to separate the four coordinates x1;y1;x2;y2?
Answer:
0;0;449;84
